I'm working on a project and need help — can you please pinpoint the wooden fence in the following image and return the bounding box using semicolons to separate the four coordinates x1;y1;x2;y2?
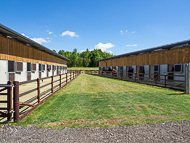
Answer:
85;70;185;91
0;71;81;122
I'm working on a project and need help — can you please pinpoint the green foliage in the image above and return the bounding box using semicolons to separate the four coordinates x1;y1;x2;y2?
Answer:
57;48;114;67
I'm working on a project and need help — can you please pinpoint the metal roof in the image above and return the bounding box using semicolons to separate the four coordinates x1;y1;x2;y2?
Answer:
97;39;190;61
0;23;70;61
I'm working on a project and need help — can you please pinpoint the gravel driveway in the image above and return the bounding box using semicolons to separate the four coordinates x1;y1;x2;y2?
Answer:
0;120;190;143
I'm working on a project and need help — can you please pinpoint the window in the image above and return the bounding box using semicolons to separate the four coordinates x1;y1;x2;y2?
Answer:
39;64;42;71
8;61;15;72
42;64;45;71
27;63;31;71
31;63;36;71
175;64;182;72
15;62;23;72
154;65;159;71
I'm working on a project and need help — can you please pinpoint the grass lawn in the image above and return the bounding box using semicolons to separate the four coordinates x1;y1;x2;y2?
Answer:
68;67;98;70
17;74;190;129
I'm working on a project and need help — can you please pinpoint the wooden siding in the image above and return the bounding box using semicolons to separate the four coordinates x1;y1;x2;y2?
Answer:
0;36;67;66
99;46;190;67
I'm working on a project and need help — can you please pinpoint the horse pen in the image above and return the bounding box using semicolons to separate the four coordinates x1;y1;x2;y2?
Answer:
0;71;81;123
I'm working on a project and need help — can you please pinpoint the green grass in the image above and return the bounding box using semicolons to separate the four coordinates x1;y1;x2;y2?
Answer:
17;74;190;129
68;67;98;70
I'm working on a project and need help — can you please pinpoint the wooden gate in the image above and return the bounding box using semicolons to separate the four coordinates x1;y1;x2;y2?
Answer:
0;82;13;121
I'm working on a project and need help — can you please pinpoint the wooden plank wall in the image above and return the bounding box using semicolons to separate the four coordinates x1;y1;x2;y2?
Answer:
99;47;190;67
0;36;67;66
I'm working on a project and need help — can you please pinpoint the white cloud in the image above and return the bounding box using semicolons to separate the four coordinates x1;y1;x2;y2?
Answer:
80;43;114;53
61;30;79;37
21;33;51;44
107;50;112;54
131;31;135;33
125;30;128;32
21;33;29;38
94;42;115;52
80;50;86;53
31;38;50;44
120;30;123;34
48;31;53;34
126;44;137;47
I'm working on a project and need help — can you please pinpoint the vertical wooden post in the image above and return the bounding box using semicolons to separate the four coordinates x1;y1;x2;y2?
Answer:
70;72;71;81
13;81;19;122
60;74;61;88
51;76;54;93
73;72;74;79
155;73;158;86
135;72;137;82
37;78;40;103
66;73;68;83
121;72;123;80
165;74;167;88
7;81;12;121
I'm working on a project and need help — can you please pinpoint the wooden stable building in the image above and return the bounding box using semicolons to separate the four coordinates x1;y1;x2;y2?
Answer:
0;23;69;84
97;40;190;82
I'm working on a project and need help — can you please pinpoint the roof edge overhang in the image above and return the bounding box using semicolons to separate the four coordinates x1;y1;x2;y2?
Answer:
96;39;190;62
0;23;70;61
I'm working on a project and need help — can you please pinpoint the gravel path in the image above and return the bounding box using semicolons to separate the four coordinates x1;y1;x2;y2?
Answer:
0;120;190;143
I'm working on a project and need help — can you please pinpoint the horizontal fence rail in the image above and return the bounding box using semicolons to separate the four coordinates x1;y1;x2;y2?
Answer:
0;71;81;122
85;70;185;91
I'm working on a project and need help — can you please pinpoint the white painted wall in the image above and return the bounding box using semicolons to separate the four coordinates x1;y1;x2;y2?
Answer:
132;65;136;78
41;64;47;78
123;66;126;77
160;64;167;80
0;60;8;84
15;62;27;82
31;63;39;80
144;65;149;78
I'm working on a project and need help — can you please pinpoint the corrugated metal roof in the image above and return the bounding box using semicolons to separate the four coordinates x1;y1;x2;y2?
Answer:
0;23;70;61
97;39;190;61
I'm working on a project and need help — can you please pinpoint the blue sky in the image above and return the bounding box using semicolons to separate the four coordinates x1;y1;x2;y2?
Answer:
1;0;190;55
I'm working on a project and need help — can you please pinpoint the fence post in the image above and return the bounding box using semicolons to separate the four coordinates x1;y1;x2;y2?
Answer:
13;81;19;122
73;72;74;79
70;72;71;81
185;63;190;94
165;74;167;88
155;73;158;86
135;72;137;82
66;73;68;83
7;81;12;121
51;76;54;93
37;78;40;103
60;74;61;88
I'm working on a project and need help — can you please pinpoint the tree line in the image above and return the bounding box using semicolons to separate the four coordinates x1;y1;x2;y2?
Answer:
53;48;114;67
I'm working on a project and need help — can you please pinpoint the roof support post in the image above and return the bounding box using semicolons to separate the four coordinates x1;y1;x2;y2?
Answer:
185;63;190;94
